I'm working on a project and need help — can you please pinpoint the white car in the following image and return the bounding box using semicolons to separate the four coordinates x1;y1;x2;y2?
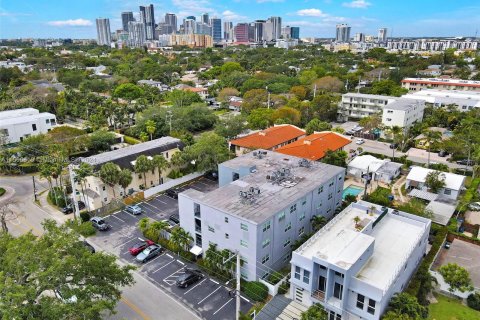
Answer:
356;139;365;145
468;202;480;211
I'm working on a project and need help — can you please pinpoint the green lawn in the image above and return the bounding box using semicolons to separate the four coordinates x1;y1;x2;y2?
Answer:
428;294;480;320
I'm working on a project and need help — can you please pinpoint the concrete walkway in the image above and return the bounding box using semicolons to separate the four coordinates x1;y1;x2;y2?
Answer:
36;190;73;225
392;176;407;203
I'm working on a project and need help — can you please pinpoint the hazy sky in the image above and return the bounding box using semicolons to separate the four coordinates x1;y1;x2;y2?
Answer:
1;0;479;39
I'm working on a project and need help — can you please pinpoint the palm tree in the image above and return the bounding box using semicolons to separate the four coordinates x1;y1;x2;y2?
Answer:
118;168;133;197
387;125;402;161
151;220;170;239
134;155;153;189
310;215;327;232
145;120;156;141
152;155;169;185
170;227;193;253
204;243;222;269
74;162;93;211
353;216;361;228
98;162;121;198
423;129;442;168
138;217;150;233
170;151;186;168
139;132;149;142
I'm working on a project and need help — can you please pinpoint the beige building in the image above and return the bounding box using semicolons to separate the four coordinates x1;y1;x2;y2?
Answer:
73;137;183;210
401;77;480;92
170;34;213;48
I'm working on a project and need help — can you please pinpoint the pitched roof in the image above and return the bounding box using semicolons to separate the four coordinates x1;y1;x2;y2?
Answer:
275;131;351;161
229;125;305;150
406;166;466;191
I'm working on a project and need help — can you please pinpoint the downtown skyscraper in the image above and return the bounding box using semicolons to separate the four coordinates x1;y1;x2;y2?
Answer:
165;13;177;33
96;18;111;45
121;12;134;32
140;4;155;40
336;23;351;43
210;18;222;42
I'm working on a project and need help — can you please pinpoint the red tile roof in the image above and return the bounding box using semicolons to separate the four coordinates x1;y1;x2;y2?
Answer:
275;131;351;161
230;125;305;150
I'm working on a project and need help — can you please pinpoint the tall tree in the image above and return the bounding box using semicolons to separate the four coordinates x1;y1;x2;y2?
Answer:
170;227;193;252
387;293;428;319
182;132;231;172
145;119;156;141
74;162;94;211
305;119;332;135
118;168;133;196
439;263;474;293
0;220;134;320
310;215;327;232
386;125;402;161
425;171;446;193
422;129;442;168
152;155;169;185
321;150;348;168
98;162;121;198
134;155;153;189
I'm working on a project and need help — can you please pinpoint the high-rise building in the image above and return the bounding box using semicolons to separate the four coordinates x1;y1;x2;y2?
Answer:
234;23;249;43
248;23;255;42
268;16;282;40
128;21;146;47
254;20;266;42
291;26;300;39
354;32;365;42
378;28;388;42
210;18;222;42
224;21;233;41
201;13;210;25
165;13;177;32
140;4;155;40
156;23;174;36
184;18;196;34
195;22;212;35
335;23;351;43
264;20;274;41
96;18;111;46
121;12;134;32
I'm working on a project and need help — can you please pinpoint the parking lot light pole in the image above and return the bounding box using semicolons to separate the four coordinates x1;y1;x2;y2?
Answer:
236;252;240;320
68;164;80;221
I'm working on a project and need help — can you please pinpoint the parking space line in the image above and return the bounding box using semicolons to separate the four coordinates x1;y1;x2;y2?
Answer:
110;215;125;222
154;198;167;205
177;260;185;265
240;296;250;303
213;298;233;315
183;278;206;295
144;253;164;264
166;253;173;259
210;279;219;285
197;287;221;304
152;260;175;273
142;201;162;212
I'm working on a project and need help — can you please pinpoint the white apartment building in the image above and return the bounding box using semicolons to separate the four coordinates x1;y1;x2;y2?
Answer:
179;150;345;281
73;137;183;210
338;93;396;122
290;201;431;320
381;98;425;129
401;78;480;92
0;108;57;144
403;89;480;112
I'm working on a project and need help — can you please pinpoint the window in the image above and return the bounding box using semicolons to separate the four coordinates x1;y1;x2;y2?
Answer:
303;270;310;284
318;186;323;194
333;282;343;299
262;238;270;248
240;223;248;231
225;233;229;239
367;299;376;315
318;275;326;292
356;294;365;309
334;271;345;278
294;266;301;280
329;181;334;187
261;254;270;264
262;221;271;232
328;193;333;200
298;227;305;236
319;265;327;270
208;226;215;233
240;240;248;248
32;124;37;131
317;201;322;209
386;118;392;121
278;211;286;221
299;212;305;221
165;152;169;158
284;222;291;232
444;188;451;195
224;217;228;223
302;197;307;205
290;204;297;213
102;186;106;191
283;237;291;247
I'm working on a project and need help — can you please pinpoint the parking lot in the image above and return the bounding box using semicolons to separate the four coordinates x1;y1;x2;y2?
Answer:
89;177;253;319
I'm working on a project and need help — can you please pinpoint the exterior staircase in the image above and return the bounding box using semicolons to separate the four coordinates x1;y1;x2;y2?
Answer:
255;294;307;320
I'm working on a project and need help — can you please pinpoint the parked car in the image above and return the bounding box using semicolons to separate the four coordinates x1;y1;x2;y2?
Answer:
165;188;180;199
456;159;475;166
129;239;155;256
176;268;203;288
389;143;398;149
356;138;365;145
61;201;86;214
90;217;109;231
169;214;180;226
135;244;163;263
125;204;143;215
444;241;451;249
438;150;448;157
468;202;480;211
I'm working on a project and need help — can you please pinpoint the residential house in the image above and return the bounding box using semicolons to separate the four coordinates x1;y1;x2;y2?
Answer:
406;166;466;201
347;155;402;184
0;108;57;144
137;79;170;92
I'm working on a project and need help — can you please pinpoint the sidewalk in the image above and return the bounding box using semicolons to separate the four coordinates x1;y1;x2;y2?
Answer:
36;190;73;225
392;176;407;203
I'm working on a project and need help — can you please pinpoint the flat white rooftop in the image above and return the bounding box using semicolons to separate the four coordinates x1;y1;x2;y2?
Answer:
0;111;55;127
296;201;429;291
0;107;39;120
407;166;466;191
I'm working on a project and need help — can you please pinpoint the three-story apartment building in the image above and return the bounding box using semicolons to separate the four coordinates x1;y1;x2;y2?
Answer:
337;93;396;122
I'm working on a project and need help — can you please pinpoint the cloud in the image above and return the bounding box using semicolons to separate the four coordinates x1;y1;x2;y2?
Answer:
222;10;247;21
296;9;328;17
342;0;371;8
47;19;93;27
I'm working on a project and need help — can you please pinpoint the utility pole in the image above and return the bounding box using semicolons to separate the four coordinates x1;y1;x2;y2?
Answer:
32;176;37;201
68;164;80;221
236;252;241;320
266;86;270;109
313;84;317;98
166;111;173;134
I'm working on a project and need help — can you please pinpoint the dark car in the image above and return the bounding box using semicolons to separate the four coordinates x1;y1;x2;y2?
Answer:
90;217;109;231
165;188;180;199
456;159;475;166
61;201;86;214
169;214;180;226
176;268;203;288
205;171;218;181
135;244;163;263
129;239;155;256
389;143;398;149
438;150;448;157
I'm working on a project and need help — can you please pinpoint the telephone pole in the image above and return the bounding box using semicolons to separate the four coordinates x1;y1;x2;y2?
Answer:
236;252;241;320
32;176;37;201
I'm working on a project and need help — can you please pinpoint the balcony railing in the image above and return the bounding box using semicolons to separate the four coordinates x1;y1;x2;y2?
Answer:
311;290;325;301
195;225;201;232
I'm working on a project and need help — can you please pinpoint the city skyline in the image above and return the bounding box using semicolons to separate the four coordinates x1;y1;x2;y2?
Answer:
1;0;480;39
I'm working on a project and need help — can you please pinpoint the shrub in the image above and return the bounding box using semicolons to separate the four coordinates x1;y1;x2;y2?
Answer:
168;169;184;179
467;292;480;311
266;271;284;285
241;281;269;302
0;187;5;197
80;211;91;223
123;135;140;145
47;187;69;208
66;220;96;237
363;187;392;206
278;281;290;295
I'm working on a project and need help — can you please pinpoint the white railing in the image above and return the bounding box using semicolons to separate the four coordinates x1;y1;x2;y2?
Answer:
143;171;205;198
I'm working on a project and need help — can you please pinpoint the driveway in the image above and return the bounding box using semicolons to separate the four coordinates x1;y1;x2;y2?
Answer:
345;138;404;159
405;148;471;170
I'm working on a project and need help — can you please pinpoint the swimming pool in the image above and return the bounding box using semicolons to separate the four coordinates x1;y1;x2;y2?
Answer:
342;185;364;199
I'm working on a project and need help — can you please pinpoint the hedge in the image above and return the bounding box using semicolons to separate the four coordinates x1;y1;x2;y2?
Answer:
467;292;480;311
241;281;269;302
66;220;96;237
123;135;141;145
